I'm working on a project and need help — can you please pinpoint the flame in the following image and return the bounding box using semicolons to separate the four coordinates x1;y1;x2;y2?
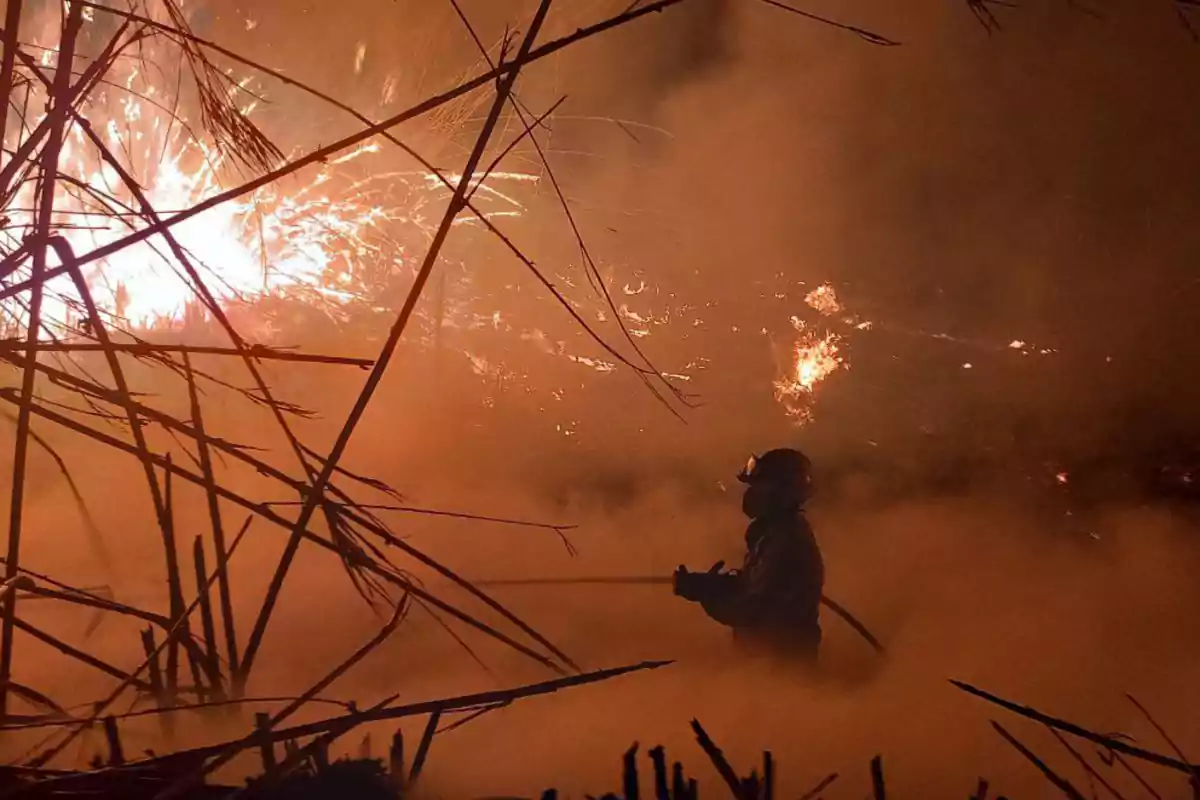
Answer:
47;136;403;329
1;5;808;443
3;9;537;337
5;31;395;329
774;318;844;423
804;282;843;316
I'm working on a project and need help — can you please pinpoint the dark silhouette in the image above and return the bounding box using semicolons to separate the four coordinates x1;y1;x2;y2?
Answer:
673;448;825;663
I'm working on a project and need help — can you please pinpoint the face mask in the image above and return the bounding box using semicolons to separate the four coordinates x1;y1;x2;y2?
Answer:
742;483;804;519
741;484;773;519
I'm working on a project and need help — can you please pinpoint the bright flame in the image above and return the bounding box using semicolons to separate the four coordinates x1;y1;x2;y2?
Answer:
774;318;844;423
5;40;391;328
49;134;403;329
4;10;534;336
1;5;725;444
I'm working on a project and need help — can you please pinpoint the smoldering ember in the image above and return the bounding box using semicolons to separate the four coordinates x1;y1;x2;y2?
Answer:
0;0;1199;798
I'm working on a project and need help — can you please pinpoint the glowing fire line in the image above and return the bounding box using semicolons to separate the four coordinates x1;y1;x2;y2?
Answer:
3;8;544;338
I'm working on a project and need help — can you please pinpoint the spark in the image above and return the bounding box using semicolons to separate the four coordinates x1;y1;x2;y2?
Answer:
329;143;382;166
380;75;399;106
467;354;492;375
568;355;617;373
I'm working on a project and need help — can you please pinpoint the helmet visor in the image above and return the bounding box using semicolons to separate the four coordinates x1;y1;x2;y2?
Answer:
737;454;759;484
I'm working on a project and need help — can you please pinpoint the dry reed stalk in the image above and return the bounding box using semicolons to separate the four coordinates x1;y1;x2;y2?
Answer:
190;537;224;700
234;0;564;691
0;389;568;675
0;0;25;147
27;517;255;767
953;680;1199;774
992;721;1087;800
0;341;374;365
0;0;83;721
11;616;153;691
405;708;442;789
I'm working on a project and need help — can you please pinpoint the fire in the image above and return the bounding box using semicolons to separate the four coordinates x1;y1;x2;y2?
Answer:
4;8;531;336
51;137;397;328
6;23;378;329
804;282;843;316
6;5;863;438
774;317;845;423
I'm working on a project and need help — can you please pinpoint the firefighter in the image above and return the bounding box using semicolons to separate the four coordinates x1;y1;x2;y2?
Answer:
673;448;825;662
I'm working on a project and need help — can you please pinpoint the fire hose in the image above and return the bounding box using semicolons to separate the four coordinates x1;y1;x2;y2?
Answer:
472;575;886;657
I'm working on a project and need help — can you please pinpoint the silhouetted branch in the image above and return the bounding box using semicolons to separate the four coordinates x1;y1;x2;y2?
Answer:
952;679;1198;774
0;0;84;720
966;0;1018;33
233;0;575;693
991;721;1086;800
1047;726;1128;800
27;516;256;767
755;0;900;45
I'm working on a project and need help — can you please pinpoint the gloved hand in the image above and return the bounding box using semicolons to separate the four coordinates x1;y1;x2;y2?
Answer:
672;564;691;597
673;561;726;601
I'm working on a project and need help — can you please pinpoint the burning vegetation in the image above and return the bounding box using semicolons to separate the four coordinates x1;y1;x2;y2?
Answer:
1;0;1199;799
773;318;844;423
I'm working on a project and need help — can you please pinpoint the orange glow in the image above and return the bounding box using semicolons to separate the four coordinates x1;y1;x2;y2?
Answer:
6;13;532;334
774;317;844;423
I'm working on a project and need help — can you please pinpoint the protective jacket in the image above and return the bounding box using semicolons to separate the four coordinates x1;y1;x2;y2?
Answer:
684;510;824;660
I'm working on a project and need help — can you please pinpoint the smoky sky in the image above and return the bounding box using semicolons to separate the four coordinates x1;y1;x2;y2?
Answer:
551;0;1200;466
818;2;1200;457
179;1;1200;481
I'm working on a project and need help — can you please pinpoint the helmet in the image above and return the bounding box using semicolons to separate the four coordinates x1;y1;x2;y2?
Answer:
737;448;813;490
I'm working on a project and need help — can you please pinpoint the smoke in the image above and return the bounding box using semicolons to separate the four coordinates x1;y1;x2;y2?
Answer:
6;0;1200;796
294;2;1200;793
11;442;1200;796
391;495;1200;799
